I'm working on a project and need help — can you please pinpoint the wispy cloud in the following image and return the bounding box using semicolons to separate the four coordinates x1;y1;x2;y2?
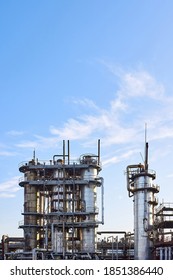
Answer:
102;149;139;167
0;176;20;198
118;70;165;100
50;118;94;140
71;97;100;110
0;141;17;156
50;69;169;141
7;130;25;136
15;140;37;149
13;66;173;166
0;151;17;156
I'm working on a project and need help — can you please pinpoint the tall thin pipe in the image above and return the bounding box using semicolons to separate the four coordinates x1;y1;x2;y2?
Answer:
67;140;70;164
101;178;104;224
98;139;100;165
145;142;149;172
63;140;65;163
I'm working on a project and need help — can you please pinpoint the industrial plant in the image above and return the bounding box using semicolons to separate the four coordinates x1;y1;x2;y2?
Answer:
1;140;173;260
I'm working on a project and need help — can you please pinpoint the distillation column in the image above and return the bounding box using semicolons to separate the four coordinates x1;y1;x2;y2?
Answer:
126;143;159;260
80;155;99;253
19;140;104;259
23;165;38;251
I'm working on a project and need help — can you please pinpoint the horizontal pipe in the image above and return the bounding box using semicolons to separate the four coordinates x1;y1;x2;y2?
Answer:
97;231;127;237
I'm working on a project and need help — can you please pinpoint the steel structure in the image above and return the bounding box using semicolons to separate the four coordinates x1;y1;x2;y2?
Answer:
154;203;173;259
18;140;104;259
2;139;173;260
126;143;159;259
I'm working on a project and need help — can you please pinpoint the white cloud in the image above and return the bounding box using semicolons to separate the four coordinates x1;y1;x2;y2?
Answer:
15;140;38;149
0;151;17;156
7;130;25;136
71;97;100;110
150;126;173;141
0;143;18;157
50;118;95;140
120;70;165;99
110;97;127;112
48;69;169;146
0;193;16;198
102;149;139;167
13;67;173;165
99;61;165;100
0;176;20;198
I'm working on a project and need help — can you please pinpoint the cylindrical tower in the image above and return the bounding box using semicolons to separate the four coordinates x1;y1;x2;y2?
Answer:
126;143;159;259
80;155;98;253
23;167;37;251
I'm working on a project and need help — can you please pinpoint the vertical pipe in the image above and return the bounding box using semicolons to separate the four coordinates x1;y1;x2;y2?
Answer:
145;142;149;171
168;247;171;260
51;223;54;251
71;163;75;256
63;140;66;258
67;140;70;164
165;247;167;260
45;225;48;250
33;149;35;161
101;178;104;224
98;139;100;165
62;220;66;259
111;237;114;260
63;140;65;163
116;236;118;260
160;247;163;260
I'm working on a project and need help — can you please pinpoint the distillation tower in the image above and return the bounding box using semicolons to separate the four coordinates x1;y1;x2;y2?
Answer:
18;140;104;259
126;143;159;260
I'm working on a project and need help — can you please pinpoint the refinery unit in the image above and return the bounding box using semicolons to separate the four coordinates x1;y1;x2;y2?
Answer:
1;139;173;260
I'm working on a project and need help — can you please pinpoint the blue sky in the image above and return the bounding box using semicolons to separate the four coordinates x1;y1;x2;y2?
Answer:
1;0;173;237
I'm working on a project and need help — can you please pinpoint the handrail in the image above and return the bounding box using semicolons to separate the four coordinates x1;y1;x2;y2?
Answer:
156;202;173;213
19;158;102;168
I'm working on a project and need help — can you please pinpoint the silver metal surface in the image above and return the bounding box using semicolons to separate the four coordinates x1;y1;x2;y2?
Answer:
81;228;96;253
24;171;37;250
18;141;103;258
53;229;63;253
126;160;159;259
81;159;98;252
133;175;152;259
